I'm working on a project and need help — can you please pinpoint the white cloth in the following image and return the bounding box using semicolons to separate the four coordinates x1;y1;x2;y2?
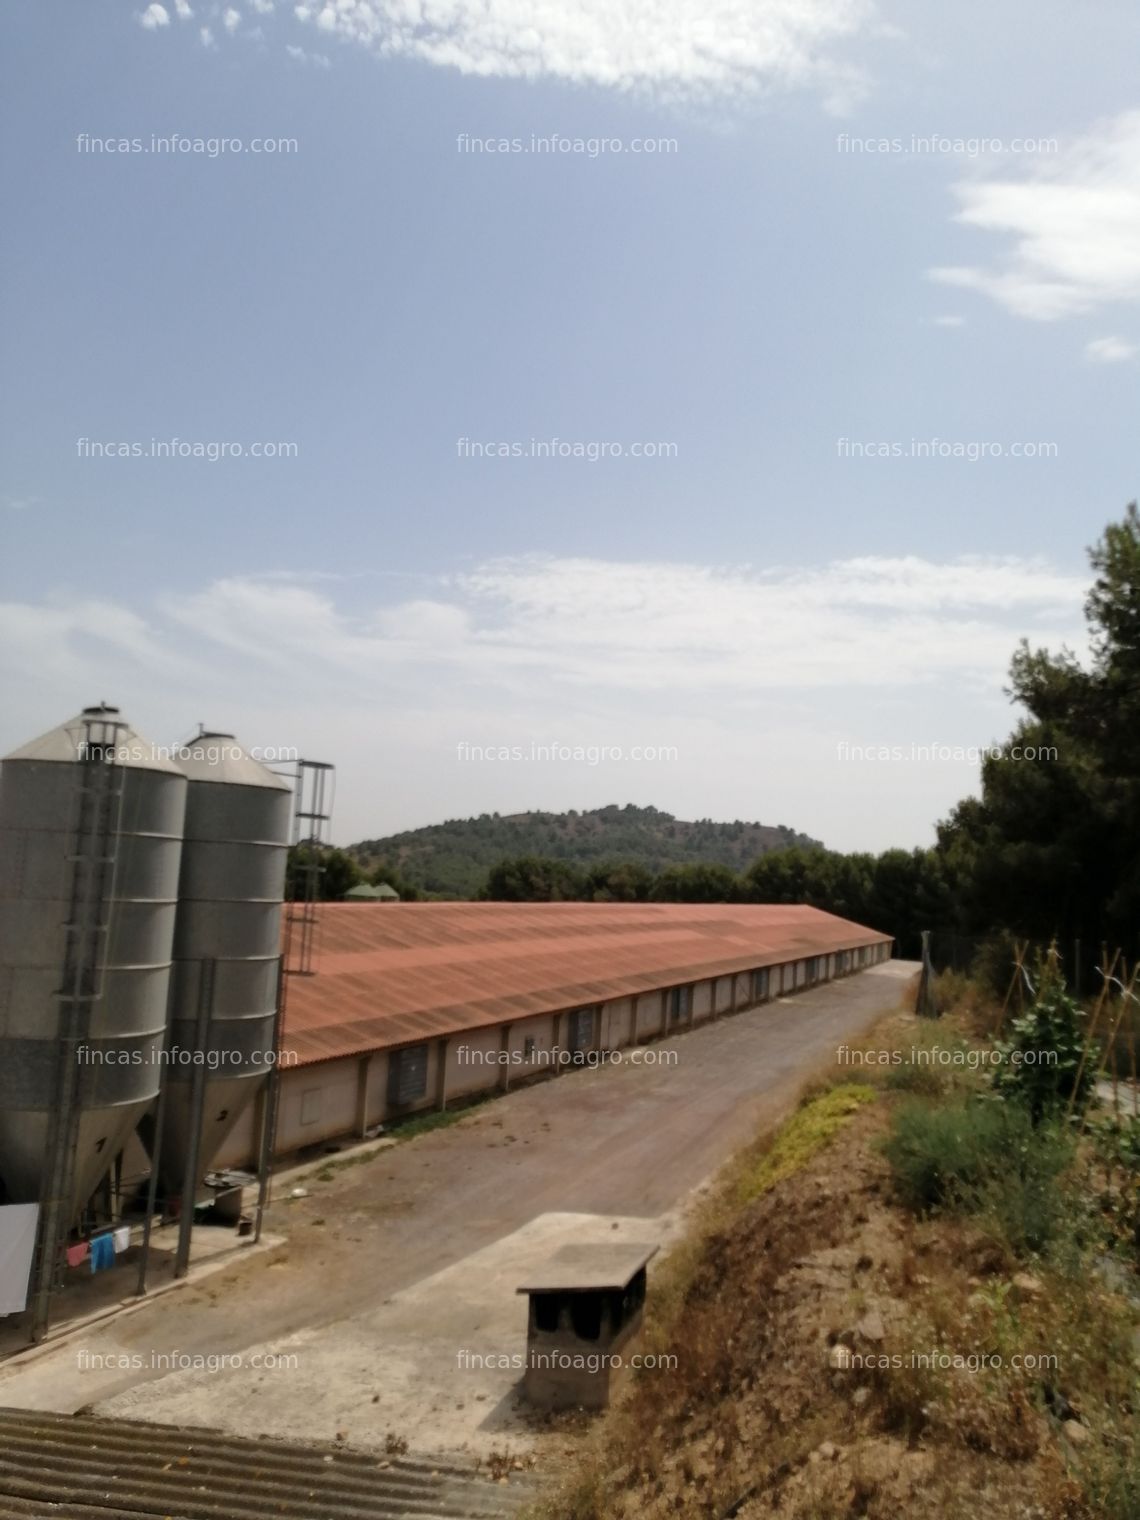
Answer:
0;1203;40;1316
111;1226;131;1254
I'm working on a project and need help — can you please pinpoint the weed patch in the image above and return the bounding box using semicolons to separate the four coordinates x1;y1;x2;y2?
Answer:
736;1083;876;1204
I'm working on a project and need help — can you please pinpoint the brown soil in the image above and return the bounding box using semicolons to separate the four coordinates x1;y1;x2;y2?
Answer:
554;1016;1130;1520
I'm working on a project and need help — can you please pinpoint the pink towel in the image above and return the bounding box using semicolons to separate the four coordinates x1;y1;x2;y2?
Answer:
66;1242;89;1268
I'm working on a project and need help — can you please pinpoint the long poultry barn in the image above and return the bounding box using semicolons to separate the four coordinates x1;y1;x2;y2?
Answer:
215;902;893;1168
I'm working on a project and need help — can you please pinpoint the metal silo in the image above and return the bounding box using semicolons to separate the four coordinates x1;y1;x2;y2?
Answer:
0;706;186;1219
153;731;291;1200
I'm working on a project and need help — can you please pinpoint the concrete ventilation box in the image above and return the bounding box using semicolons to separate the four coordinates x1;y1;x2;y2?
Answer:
517;1241;658;1410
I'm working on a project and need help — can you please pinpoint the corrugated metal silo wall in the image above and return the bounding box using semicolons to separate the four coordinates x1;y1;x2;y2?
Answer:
0;725;186;1216
155;749;291;1197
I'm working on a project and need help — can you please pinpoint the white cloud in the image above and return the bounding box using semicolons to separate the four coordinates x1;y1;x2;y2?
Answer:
199;24;215;45
282;0;879;103
12;552;1083;700
249;0;275;11
223;6;241;32
1084;335;1136;363
929;110;1140;321
173;0;193;18
138;3;171;29
441;554;1083;692
286;41;330;66
0;597;188;687
0;554;1087;852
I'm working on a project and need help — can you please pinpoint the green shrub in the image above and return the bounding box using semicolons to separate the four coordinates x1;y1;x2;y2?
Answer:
966;1134;1078;1256
882;1097;999;1211
992;968;1093;1121
882;1097;1074;1253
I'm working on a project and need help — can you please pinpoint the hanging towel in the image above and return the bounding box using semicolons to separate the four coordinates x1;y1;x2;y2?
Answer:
66;1242;89;1269
89;1235;115;1273
111;1227;131;1255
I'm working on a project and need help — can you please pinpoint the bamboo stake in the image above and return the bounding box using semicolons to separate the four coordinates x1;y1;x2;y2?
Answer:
1113;959;1127;1117
1080;963;1140;1137
1066;947;1120;1122
994;964;1020;1038
994;939;1030;1039
1016;938;1028;1017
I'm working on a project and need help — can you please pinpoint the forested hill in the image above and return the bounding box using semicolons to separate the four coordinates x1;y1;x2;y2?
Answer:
350;804;822;898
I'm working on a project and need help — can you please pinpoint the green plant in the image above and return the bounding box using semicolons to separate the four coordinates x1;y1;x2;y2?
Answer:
992;959;1093;1121
736;1083;875;1203
973;1132;1077;1257
1079;1438;1140;1520
1090;1112;1140;1264
387;1099;488;1142
882;1096;1074;1255
883;1098;1005;1212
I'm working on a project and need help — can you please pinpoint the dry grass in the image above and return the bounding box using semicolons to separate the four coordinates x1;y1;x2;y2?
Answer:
525;983;1140;1520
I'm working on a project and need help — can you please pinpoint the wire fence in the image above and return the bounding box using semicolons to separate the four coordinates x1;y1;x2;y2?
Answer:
927;931;1099;996
925;929;1140;1088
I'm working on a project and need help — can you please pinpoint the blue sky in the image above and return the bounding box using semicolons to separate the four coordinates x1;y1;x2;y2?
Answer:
1;0;1137;852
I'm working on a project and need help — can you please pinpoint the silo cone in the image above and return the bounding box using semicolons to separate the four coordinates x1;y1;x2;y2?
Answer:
0;706;186;1217
150;732;291;1201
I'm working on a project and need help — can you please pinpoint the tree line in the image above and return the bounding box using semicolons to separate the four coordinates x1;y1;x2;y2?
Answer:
478;849;948;959
482;507;1140;965
293;507;1140;969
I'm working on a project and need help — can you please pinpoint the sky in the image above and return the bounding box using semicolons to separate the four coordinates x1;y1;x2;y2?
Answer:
1;1;1137;854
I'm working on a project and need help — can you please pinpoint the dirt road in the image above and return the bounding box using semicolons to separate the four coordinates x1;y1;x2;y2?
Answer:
0;961;914;1454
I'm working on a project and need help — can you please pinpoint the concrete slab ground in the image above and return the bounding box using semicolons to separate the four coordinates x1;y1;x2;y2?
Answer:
0;1224;284;1362
0;962;915;1459
98;1210;681;1456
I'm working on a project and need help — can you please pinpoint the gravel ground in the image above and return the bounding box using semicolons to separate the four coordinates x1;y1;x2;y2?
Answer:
0;962;915;1460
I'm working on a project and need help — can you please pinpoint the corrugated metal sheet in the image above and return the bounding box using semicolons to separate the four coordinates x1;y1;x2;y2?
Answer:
283;903;893;1067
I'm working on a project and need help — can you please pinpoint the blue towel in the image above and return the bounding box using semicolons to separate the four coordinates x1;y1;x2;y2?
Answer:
89;1234;115;1273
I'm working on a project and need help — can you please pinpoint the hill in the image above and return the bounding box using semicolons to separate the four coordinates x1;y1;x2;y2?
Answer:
349;804;822;898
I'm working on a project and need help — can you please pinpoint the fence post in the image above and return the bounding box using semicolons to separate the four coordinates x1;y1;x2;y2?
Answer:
915;931;938;1018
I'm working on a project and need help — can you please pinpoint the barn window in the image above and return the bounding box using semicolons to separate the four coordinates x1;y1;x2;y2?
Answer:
668;986;692;1022
567;1008;595;1052
387;1043;429;1106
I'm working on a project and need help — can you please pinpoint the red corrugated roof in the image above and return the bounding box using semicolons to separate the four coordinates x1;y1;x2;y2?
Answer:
282;902;893;1067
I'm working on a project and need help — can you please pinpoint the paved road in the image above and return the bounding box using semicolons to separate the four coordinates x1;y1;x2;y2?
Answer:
0;961;914;1451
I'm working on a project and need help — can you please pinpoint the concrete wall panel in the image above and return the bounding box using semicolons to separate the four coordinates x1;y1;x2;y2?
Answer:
448;1026;503;1098
635;991;663;1040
